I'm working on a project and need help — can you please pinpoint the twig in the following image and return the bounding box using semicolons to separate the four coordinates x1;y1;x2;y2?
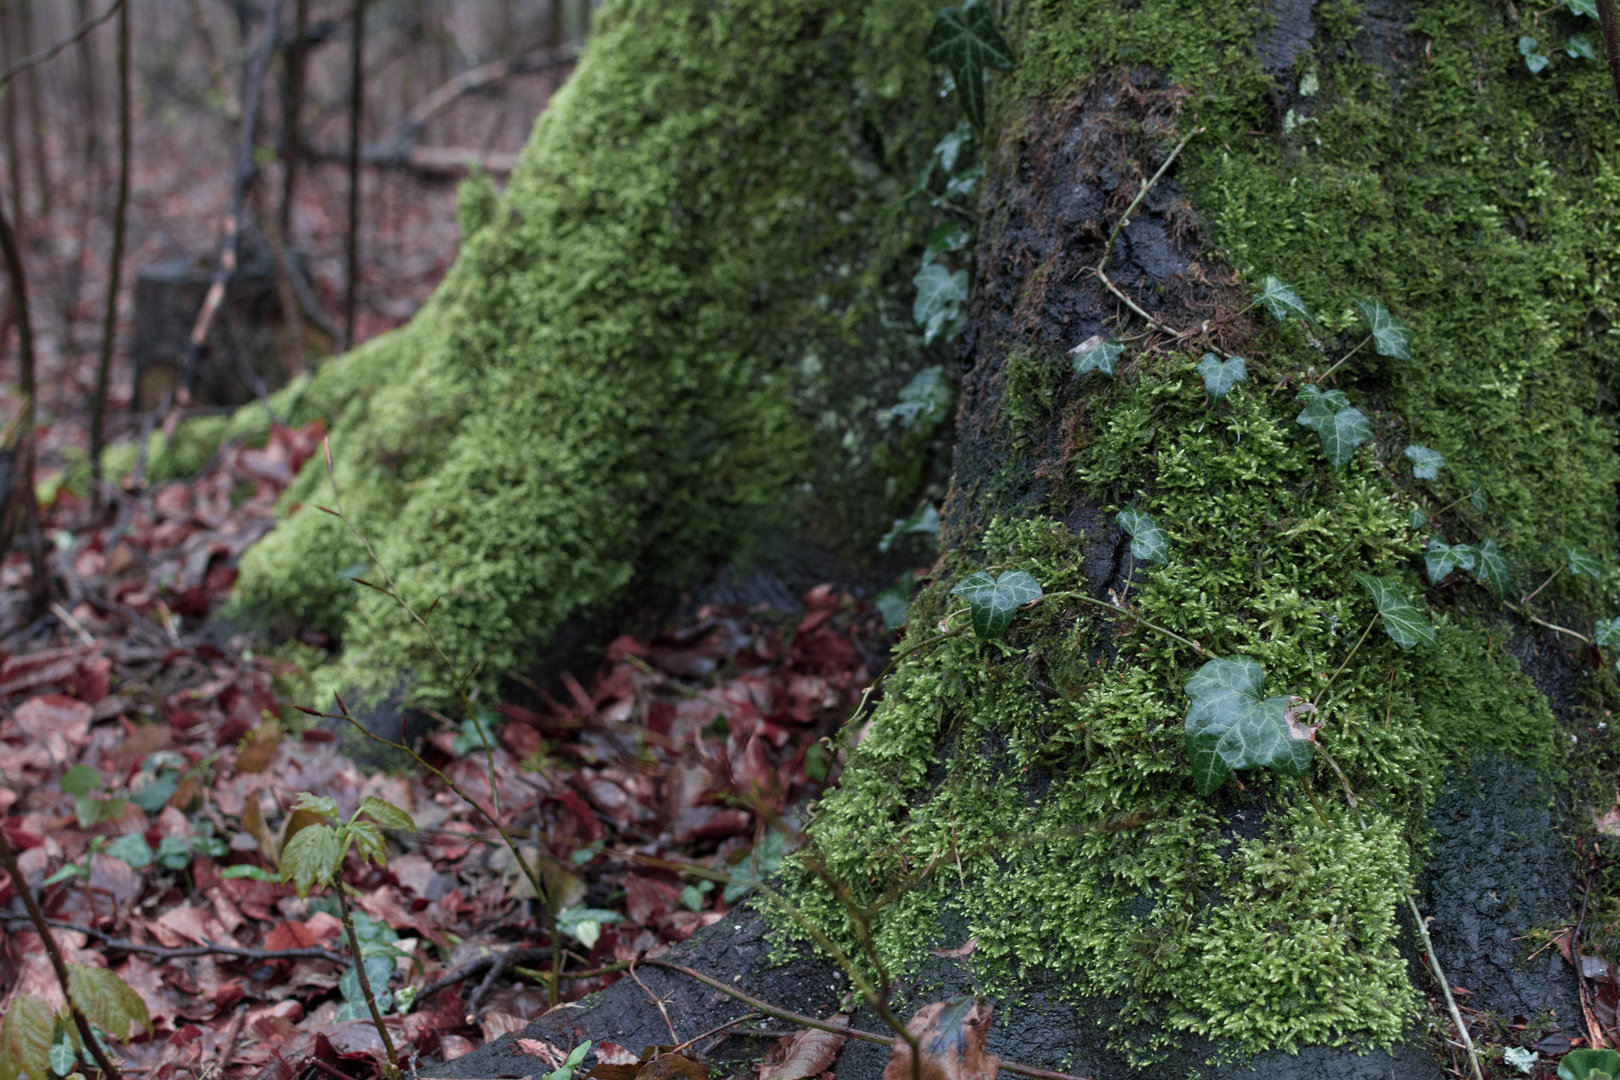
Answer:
50;601;96;646
640;960;1092;1080
336;885;400;1076
1313;335;1371;386
343;0;365;350
196;1004;248;1080
173;0;287;414
1597;0;1620;103
670;1012;758;1055
417;947;551;1004
628;955;680;1045
468;947;553;1014
1410;899;1485;1080
0;826;125;1080
88;0;131;513
1502;601;1594;645
18;917;353;965
1313;613;1378;708
1573;873;1610;1050
1093;129;1205;337
1520;565;1562;606
0;0;122;89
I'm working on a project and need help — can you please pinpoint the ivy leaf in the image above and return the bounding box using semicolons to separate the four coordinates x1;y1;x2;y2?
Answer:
1424;539;1477;584
1565;0;1598;17
104;833;153;868
1195;354;1247;399
1476;538;1510;597
1116;509;1170;563
912;263;969;345
1408;507;1428;529
951;570;1043;640
556;906;623;950
358;796;416;832
1295;392;1371;470
1470;483;1489;513
0;994;54;1080
1256;275;1310;321
280;823;342;897
925;4;1015;130
1566;33;1598;59
1356;298;1414;360
892;366;953;430
291;793;341;821
1520;36;1550;72
1404;445;1445;480
1070;334;1123;377
1353;572;1437;649
1596;619;1620;647
1295;383;1349;409
68;964;153;1039
49;1037;77;1077
1563;544;1603;581
1183;658;1314;796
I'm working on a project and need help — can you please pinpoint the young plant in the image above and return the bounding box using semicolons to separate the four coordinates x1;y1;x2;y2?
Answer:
279;792;416;1080
1561;1048;1620;1080
1295;386;1371;471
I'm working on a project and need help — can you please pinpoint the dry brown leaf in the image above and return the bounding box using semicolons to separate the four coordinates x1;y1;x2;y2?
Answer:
758;1018;846;1080
880;997;998;1080
479;1011;527;1043
595;1043;639;1066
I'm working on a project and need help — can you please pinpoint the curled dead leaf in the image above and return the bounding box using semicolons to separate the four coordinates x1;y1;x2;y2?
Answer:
881;997;997;1080
759;1017;846;1080
1283;697;1321;742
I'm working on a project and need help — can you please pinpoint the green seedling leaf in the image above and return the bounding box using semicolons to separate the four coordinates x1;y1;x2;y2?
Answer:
1070;334;1123;377
450;713;499;757
49;1037;77;1077
1567;33;1598;59
1424;539;1476;584
723;829;788;903
545;1040;595;1080
1475;538;1510;597
1256;275;1310;321
349;821;387;868
220;864;277;881
60;764;101;797
129;769;179;814
892;366;954;430
44;862;88;886
1196;354;1247;399
555;906;622;950
1353;572;1437;649
951;570;1043;640
155;835;193;871
280;823;342;897
1560;1049;1620;1080
925;221;972;257
1596;618;1620;647
1183;658;1315;796
913;262;969;344
925;4;1014;130
104;833;153;868
1564;544;1603;580
1566;0;1598;17
1404;445;1444;480
1295;392;1371;470
1520;36;1550;72
0;993;54;1080
680;880;714;911
291;793;340;821
69;963;152;1039
358;796;416;831
1116;509;1169;564
1356;298;1414;360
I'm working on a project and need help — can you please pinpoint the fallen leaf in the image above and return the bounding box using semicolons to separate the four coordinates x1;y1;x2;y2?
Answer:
759;1019;847;1080
480;1012;527;1043
594;1043;638;1066
880;997;998;1080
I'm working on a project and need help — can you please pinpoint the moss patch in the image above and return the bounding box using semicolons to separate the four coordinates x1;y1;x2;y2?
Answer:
226;0;956;707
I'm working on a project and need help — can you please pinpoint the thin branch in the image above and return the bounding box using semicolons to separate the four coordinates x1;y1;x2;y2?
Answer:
1503;600;1594;645
1313;334;1370;386
0;185;52;617
1093;128;1204;338
1519;565;1562;606
89;0;131;511
336;884;399;1076
0;827;125;1080
0;0;122;89
21;918;352;965
343;0;366;349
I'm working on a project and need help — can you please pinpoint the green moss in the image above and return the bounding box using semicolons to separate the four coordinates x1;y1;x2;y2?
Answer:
227;0;956;706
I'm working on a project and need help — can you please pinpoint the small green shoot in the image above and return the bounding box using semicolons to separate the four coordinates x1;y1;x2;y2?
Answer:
951;570;1043;640
545;1042;593;1080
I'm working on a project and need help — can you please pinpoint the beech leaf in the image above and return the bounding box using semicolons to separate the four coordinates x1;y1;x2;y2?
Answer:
1353;572;1437;649
881;997;998;1080
280;822;342;897
1475;538;1510;597
1563;544;1603;581
1256;275;1310;321
759;1019;848;1080
1424;539;1476;584
1184;658;1314;796
1404;445;1444;480
1070;334;1123;377
1195;354;1247;399
1356;297;1414;360
68;964;152;1040
1116;509;1169;564
951;570;1043;640
0;994;54;1080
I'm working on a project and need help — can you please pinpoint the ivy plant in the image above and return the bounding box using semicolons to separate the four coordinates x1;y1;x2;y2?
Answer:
924;1;1015;131
1116;509;1169;563
1256;275;1310;321
1070;334;1123;377
1423;539;1476;584
1195;354;1247;399
1596;618;1620;647
1356;297;1414;360
1295;385;1371;470
912;262;969;345
1404;445;1444;480
952;570;1042;639
1183;658;1317;795
1475;538;1511;597
1352;573;1437;649
1562;543;1603;580
1520;35;1551;72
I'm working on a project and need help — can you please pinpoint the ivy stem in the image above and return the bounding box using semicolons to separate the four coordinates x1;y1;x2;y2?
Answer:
1313;334;1371;386
335;883;400;1078
1045;591;1217;658
0;825;124;1080
839;622;970;731
1501;601;1594;646
1519;564;1562;606
1094;128;1205;336
1312;614;1378;709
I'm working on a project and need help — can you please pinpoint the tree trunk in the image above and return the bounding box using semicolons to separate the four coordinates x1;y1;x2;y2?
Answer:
231;0;1618;1072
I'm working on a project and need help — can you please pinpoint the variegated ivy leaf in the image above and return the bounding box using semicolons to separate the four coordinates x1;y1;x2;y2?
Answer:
1470;483;1489;513
1256;275;1310;321
1195;354;1247;399
1356;297;1414;361
925;3;1015;130
1475;538;1510;597
1563;544;1603;581
1408;507;1428;529
1424;539;1476;584
1116;509;1169;563
1596;618;1620;647
1566;0;1597;18
1295;387;1371;470
1183;657;1314;796
1353;572;1437;649
1070;334;1123;377
1567;33;1598;59
1404;445;1444;480
951;570;1043;640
